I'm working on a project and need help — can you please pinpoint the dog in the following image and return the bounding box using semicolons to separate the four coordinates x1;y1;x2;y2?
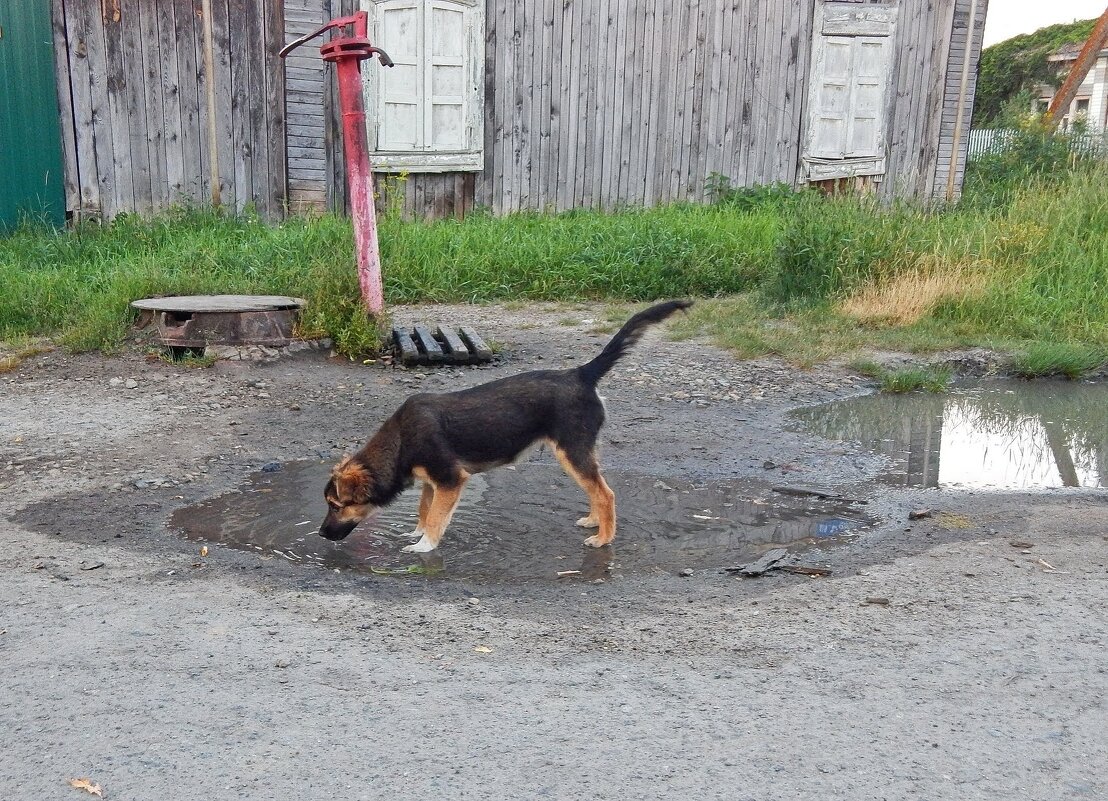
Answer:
319;300;692;552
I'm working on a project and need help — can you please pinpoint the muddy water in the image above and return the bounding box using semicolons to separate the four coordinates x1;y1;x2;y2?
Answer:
793;380;1108;490
170;459;871;581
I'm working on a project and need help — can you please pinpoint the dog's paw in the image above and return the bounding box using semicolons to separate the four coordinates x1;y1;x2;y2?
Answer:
402;535;438;553
576;515;600;529
404;527;425;539
583;534;612;548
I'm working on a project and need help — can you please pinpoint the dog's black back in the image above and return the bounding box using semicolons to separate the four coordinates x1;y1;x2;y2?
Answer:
369;300;691;498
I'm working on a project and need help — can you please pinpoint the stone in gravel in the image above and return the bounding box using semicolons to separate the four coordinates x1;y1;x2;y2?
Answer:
109;377;124;388
124;379;138;389
908;509;933;520
261;462;282;473
679;569;694;577
863;597;891;606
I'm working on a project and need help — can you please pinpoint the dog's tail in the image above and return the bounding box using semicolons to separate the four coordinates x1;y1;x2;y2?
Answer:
576;300;693;387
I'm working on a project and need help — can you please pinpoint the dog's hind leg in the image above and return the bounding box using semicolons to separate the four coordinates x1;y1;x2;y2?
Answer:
405;482;434;539
402;474;468;553
553;445;616;547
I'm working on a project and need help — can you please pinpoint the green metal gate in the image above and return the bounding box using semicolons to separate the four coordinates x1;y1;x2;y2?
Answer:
0;1;66;229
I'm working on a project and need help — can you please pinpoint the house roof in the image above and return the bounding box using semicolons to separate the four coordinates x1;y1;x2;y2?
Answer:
1048;42;1108;62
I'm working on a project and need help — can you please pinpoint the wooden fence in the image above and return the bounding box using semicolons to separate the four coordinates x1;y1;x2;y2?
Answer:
968;127;1108;160
51;0;288;221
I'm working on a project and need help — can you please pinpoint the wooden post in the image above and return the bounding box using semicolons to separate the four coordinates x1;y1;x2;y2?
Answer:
1046;5;1108;131
200;0;221;206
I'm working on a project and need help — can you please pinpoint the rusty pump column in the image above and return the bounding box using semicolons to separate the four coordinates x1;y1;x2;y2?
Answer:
280;12;393;315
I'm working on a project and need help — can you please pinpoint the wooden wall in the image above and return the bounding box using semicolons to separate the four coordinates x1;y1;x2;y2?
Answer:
51;0;287;221
47;0;988;221
932;0;988;199
470;0;815;213
384;0;990;217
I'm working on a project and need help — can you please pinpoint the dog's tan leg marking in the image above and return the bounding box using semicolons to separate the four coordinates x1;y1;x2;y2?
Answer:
406;482;434;538
554;447;616;547
402;474;467;553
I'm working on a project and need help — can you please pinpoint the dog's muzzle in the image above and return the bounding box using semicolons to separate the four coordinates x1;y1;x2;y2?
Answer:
319;520;358;541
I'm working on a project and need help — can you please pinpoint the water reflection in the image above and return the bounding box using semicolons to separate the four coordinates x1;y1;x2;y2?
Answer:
792;380;1108;489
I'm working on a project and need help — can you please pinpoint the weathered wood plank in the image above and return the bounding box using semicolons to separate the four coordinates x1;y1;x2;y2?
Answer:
94;0;129;216
155;0;184;203
589;0;612;207
555;0;577;211
136;0;169;211
50;0;82;216
118;0;154;214
571;0;592;208
173;0;205;206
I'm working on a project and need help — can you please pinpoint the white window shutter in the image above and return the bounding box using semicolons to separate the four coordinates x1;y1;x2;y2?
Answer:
803;3;897;180
377;1;423;151
363;0;484;171
427;1;467;150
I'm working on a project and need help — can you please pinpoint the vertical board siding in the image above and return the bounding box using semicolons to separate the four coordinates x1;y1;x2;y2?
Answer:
459;0;824;216
379;0;981;216
285;0;329;211
53;0;287;220
50;0;987;220
931;0;989;199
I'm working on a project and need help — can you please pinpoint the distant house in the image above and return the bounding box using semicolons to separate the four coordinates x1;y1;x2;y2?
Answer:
3;0;989;227
1037;43;1108;132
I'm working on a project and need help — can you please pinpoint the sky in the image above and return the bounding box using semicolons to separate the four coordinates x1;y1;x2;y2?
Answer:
982;0;1106;47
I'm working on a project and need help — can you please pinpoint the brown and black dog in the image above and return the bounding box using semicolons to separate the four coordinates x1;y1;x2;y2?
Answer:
319;300;692;552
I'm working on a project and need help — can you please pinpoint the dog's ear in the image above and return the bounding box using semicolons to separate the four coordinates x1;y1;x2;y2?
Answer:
332;457;371;504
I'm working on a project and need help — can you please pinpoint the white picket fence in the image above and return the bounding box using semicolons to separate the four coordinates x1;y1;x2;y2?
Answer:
968;128;1108;161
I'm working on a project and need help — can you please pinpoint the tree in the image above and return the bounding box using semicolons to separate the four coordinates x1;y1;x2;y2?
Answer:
973;19;1098;127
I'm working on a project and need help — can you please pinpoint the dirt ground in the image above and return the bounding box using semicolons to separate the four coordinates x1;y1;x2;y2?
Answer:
2;303;1106;801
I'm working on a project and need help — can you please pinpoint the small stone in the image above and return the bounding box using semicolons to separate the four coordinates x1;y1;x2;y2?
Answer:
261;462;282;473
679;569;694;577
863;597;890;606
109;377;124;388
275;660;290;669
289;404;302;412
762;460;778;470
908;509;933;520
124;379;139;389
467;597;480;606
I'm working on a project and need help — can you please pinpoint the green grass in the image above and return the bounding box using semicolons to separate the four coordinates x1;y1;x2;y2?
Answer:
2;158;1106;363
845;359;952;393
877;366;953;394
1008;342;1106;379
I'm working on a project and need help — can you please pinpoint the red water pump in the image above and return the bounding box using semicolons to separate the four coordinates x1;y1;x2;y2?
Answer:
280;12;393;314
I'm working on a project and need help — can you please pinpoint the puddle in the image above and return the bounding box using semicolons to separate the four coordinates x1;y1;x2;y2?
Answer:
793;380;1108;490
169;459;872;581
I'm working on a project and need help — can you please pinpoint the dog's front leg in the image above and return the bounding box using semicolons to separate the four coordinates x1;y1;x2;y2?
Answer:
402;476;468;553
405;482;434;539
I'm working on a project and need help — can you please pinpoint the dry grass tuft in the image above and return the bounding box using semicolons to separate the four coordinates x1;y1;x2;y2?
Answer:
840;259;990;326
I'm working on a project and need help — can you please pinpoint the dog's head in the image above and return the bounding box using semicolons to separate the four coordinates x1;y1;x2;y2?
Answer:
319;456;375;541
